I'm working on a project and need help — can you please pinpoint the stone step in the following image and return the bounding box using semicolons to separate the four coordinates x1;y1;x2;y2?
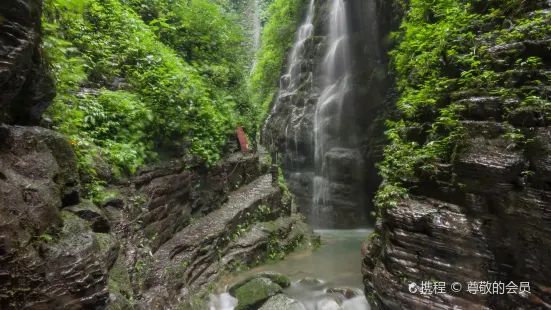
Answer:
142;174;282;304
126;152;269;251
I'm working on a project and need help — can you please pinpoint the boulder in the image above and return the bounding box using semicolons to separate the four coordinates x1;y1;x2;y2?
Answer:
326;287;363;299
297;277;323;286
258;294;304;310
66;199;111;233
229;272;291;296
234;277;283;310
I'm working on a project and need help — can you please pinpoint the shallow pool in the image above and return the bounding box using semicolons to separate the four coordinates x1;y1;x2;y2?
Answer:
212;229;373;310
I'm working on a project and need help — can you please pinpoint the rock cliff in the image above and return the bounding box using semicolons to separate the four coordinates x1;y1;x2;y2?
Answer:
362;1;551;309
0;0;55;125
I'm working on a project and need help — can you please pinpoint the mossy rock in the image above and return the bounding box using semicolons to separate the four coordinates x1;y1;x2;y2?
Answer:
258;294;303;310
95;232;120;270
229;272;290;296
109;250;133;298
297;277;323;286
66;199;111;233
106;283;135;310
107;250;135;309
234;277;283;310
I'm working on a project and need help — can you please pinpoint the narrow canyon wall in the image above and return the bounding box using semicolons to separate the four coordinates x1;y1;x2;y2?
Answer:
362;1;551;309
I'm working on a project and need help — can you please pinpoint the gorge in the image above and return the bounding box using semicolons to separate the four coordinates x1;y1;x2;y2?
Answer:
1;0;551;309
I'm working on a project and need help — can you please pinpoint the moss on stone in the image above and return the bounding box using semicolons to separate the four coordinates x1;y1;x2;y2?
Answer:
108;250;133;298
234;277;283;310
297;277;322;285
94;232;119;268
229;272;290;296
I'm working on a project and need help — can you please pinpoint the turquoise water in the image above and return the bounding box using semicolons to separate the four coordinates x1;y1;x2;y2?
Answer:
213;229;373;310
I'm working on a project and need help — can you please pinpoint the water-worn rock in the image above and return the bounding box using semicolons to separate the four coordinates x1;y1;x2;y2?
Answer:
141;175;283;306
362;2;551;310
67;199;111;233
40;212;110;308
258;294;304;310
222;214;318;268
229;272;291;296
107;249;135;310
297;277;323;286
0;0;55;125
234;277;283;310
135;152;266;251
326;287;363;299
0;125;110;309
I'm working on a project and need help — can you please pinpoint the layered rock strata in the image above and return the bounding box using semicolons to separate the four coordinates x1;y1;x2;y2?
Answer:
362;2;551;309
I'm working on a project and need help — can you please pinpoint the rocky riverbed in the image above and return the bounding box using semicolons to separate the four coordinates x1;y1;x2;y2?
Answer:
210;272;370;310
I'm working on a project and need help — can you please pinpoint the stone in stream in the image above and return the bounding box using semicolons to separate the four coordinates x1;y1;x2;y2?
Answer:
258;294;305;310
297;277;323;286
234;277;283;310
229;272;291;296
325;287;363;299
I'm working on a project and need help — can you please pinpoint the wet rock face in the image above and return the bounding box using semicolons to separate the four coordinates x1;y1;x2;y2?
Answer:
362;2;551;310
132;152;266;252
263;0;397;228
139;168;319;308
0;0;55;125
0;125;111;309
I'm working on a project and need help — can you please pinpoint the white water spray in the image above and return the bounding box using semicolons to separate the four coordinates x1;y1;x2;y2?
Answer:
312;0;353;225
263;0;316;144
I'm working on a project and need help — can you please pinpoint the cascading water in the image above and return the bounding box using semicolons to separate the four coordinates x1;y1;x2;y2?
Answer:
312;0;364;228
264;0;315;127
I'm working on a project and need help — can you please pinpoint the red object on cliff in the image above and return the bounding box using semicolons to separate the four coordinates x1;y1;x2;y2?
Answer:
236;126;249;151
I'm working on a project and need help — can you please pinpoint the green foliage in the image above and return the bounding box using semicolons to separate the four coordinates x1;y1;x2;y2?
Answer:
378;0;551;212
38;233;54;242
249;0;309;129
378;1;483;209
278;166;292;202
228;204;272;241
266;231;304;261
366;232;380;242
43;0;257;194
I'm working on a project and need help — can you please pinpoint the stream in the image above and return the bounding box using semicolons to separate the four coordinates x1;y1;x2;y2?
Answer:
211;229;373;310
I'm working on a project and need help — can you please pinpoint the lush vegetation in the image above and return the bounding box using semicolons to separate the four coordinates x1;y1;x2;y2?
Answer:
43;0;250;167
249;0;309;121
375;0;551;211
42;0;308;197
42;0;259;196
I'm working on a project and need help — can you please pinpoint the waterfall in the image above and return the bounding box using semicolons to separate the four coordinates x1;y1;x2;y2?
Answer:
312;0;363;228
279;0;315;94
263;0;316;141
263;0;367;229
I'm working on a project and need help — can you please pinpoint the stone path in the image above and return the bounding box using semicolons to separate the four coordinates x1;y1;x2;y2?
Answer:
143;174;282;305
